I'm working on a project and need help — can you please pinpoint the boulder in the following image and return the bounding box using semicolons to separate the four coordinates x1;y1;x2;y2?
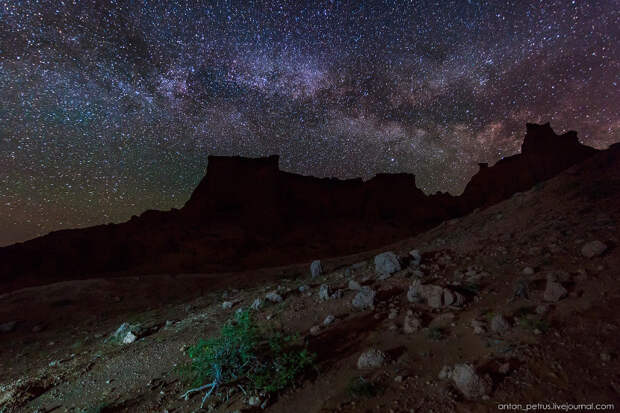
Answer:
581;240;607;258
310;260;323;278
265;292;283;303
445;364;492;399
423;285;444;308
407;279;423;303
323;315;335;326
491;314;510;334
409;249;422;266
374;251;401;279
107;323;140;345
319;284;330;301
348;280;362;291
471;319;486;334
357;348;386;369
250;298;262;310
543;278;567;302
352;286;376;310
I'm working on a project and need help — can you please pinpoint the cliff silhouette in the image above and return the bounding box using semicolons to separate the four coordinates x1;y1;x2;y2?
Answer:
0;123;599;293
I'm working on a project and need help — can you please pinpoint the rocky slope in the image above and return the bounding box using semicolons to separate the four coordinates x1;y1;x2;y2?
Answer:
0;138;618;412
0;123;599;293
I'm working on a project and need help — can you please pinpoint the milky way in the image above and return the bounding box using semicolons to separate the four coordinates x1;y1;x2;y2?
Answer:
0;0;618;246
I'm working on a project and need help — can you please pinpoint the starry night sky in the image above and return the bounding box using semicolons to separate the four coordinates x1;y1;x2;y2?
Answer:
0;0;618;246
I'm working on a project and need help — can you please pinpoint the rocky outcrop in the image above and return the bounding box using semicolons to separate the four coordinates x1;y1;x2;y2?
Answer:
458;123;597;211
0;123;602;293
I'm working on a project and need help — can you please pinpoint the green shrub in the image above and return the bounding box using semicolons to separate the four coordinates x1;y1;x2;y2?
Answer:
180;310;315;407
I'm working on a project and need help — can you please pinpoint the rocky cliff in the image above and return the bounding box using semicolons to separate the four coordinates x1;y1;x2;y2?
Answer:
0;123;600;293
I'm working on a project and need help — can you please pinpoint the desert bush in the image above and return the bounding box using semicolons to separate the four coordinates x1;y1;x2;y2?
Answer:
180;309;315;407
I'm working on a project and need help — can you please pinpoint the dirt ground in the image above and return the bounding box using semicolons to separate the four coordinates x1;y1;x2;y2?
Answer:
1;148;619;412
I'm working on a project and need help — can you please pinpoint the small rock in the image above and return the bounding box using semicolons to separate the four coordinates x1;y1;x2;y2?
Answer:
107;323;140;344
352;286;376;310
388;309;398;320
409;249;422;266
438;365;453;380
0;321;17;333
122;332;137;344
330;289;343;300
298;285;310;293
323;314;335;326
522;267;535;275
535;304;550;315
491;314;510;334
424;285;444;308
407;280;423;303
403;311;421;334
310;260;323;278
601;352;612;362
543;278;568;302
512;278;530;300
265;292;283;303
581;240;607;258
250;298;262;310
394;375;403;383
443;289;455;306
357;348;386;369
222;301;234;310
248;395;261;407
319;284;330;301
348;280;362;291
452;291;466;307
498;362;511;374
450;364;492;399
471;319;486;335
374;251;401;279
310;325;321;335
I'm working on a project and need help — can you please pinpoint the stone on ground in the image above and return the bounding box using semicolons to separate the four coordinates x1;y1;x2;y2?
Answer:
310;260;323;278
409;249;422;266
403;311;421;334
543;277;568;302
357;348;386;369
374;251;401;279
449;364;492;399
581;240;607;258
319;284;330;301
265;292;283;303
491;314;510;334
352;286;376;310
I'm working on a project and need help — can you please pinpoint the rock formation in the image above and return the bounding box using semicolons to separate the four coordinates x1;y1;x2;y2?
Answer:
0;123;600;293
